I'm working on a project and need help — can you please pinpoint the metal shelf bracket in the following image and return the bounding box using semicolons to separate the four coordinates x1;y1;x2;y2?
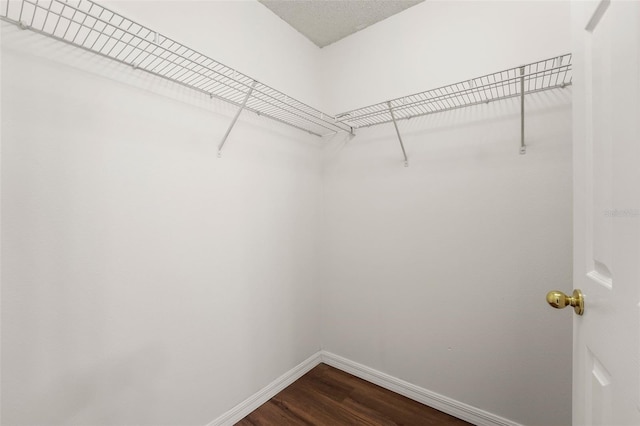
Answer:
520;66;526;155
217;80;257;158
387;101;409;167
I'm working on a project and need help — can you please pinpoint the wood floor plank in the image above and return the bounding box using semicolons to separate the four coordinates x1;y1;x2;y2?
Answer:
274;380;378;425
237;400;311;426
237;363;472;425
316;365;469;425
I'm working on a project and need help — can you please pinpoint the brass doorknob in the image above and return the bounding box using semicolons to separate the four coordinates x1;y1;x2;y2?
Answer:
546;289;584;315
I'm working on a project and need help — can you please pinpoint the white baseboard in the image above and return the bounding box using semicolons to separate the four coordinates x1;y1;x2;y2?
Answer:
207;352;322;426
320;351;523;426
207;350;522;426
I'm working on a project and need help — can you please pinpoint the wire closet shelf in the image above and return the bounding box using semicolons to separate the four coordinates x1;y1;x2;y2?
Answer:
0;0;352;137
335;54;573;129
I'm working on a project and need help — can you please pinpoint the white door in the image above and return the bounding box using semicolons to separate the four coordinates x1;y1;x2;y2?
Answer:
571;0;640;425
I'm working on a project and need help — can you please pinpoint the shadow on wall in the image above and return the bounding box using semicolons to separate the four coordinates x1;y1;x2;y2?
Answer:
25;345;166;424
318;84;573;425
323;87;573;164
0;24;324;148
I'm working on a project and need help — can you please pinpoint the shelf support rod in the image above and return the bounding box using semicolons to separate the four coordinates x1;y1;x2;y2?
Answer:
217;80;257;158
387;102;409;167
520;66;526;155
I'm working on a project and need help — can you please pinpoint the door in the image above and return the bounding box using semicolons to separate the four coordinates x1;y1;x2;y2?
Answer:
572;0;640;425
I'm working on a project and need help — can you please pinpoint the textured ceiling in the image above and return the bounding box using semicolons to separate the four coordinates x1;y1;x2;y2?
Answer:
258;0;425;48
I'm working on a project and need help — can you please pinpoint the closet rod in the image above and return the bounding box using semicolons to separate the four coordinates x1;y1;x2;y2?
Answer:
0;0;352;138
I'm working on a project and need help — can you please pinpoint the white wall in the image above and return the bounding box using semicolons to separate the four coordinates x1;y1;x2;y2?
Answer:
2;1;574;425
0;3;322;423
319;2;573;425
319;0;572;113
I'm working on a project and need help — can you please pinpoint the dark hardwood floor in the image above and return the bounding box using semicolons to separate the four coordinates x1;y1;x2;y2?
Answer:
236;363;472;425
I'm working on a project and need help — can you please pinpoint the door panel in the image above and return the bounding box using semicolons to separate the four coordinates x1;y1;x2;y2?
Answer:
587;0;613;285
572;0;640;425
587;350;612;426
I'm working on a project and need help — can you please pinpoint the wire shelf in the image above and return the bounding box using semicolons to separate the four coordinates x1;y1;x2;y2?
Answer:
335;54;573;129
1;0;352;137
